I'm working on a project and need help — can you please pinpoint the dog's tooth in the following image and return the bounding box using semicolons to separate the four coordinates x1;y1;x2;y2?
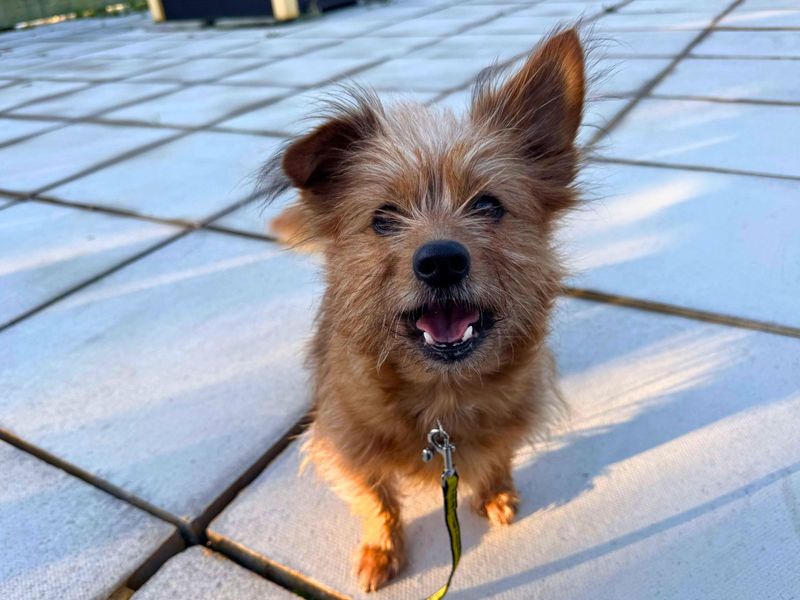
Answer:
423;332;434;345
461;325;473;342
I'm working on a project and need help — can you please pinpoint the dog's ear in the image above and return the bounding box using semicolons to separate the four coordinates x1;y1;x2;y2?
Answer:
471;28;585;184
282;90;382;195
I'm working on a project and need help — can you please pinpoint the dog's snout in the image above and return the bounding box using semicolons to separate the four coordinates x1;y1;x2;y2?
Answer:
413;240;470;288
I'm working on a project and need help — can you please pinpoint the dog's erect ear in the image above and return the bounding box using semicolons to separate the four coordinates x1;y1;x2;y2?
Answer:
471;28;585;180
282;90;383;194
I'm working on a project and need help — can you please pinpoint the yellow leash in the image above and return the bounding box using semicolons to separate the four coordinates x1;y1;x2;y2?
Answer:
422;425;462;600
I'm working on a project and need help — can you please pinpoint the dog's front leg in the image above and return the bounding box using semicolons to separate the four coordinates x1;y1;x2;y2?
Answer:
469;455;520;526
345;472;405;592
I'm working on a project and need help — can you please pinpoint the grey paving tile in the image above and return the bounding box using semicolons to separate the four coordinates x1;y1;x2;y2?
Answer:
514;2;602;18
280;19;396;39
30;57;180;81
0;440;179;600
223;56;374;87
0;80;88;112
208;298;800;599
216;88;437;136
0;201;179;328
0;123;175;194
597;30;698;57
371;17;488;37
0;118;61;146
211;189;297;237
602;98;800;178
464;15;585;36
593;57;672;96
220;36;340;58
618;0;731;13
652;58;800;103
426;5;508;20
0;231;320;520
49;131;280;222
692;30;800;58
579;97;630;144
141;37;260;59
100;84;292;128
595;11;718;30
133;547;296;599
564;163;800;326
304;36;437;60
352;58;486;92
408;33;543;61
10;82;179;119
719;8;800;28
82;39;184;59
130;58;263;83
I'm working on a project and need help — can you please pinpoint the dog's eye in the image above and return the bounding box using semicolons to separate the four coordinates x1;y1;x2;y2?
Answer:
372;204;401;235
470;194;505;221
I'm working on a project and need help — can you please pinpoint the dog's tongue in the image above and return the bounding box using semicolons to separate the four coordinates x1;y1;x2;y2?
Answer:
416;303;479;343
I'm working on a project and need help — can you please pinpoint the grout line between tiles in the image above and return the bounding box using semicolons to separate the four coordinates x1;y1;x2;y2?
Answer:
649;92;800;107
563;287;800;340
591;155;800;182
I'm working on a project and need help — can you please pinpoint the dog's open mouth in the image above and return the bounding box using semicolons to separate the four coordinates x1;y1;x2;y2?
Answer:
410;301;493;362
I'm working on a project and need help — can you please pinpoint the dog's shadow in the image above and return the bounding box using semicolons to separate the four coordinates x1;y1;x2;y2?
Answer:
393;304;797;598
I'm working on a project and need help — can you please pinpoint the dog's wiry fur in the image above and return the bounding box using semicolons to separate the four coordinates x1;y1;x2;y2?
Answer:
261;29;585;592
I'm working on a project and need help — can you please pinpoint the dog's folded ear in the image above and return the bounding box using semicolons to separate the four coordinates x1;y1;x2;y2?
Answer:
470;27;585;185
282;88;383;195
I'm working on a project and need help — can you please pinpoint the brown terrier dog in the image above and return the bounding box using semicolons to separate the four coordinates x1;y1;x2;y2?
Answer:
262;28;584;592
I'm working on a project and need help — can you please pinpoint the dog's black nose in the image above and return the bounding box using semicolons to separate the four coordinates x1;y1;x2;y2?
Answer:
413;240;470;288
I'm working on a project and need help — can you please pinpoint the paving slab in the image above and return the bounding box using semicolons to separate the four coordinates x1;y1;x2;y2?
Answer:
48;131;280;223
596;30;698;57
133;547;296;599
100;84;293;128
223;56;375;87
602;98;800;178
130;58;263;84
220;37;340;58
0;440;179;600
0;118;61;146
215;88;437;137
563;162;800;327
0;80;88;112
0;201;179;328
369;16;487;38
0;231;320;521
593;57;671;96
208;298;800;599
719;8;800;28
652;58;800;103
10;82;179;119
30;57;180;81
464;15;590;36
0;123;175;194
211;189;297;237
303;36;437;60
352;58;487;92
595;11;718;30
692;30;800;58
617;0;732;13
407;33;543;62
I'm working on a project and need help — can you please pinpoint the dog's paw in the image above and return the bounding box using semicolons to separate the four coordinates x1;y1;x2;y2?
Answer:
474;490;519;526
356;544;403;592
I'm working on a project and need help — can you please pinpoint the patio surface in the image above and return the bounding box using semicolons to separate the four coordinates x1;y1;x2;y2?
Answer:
1;0;799;598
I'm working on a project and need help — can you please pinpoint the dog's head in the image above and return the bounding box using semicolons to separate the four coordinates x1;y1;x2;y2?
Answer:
265;29;585;380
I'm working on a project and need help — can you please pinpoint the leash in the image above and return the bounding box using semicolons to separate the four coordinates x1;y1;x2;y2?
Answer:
422;422;462;600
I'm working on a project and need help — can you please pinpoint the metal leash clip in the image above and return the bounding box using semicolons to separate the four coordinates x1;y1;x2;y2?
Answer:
422;421;456;477
421;420;461;600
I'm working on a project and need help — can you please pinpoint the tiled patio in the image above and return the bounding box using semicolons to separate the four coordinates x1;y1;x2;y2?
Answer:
1;0;799;599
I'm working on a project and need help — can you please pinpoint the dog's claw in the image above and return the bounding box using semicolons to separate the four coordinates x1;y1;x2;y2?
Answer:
356;544;402;592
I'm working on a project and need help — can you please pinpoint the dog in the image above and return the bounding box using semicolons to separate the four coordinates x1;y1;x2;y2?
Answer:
261;28;585;592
